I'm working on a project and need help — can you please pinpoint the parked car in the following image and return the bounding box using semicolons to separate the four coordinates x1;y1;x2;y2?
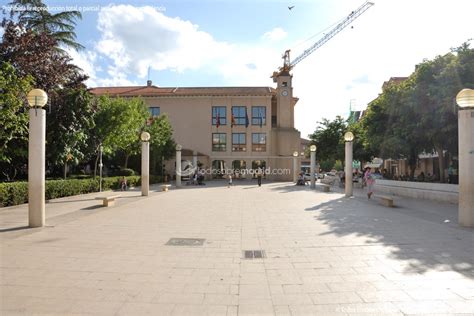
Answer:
303;173;322;181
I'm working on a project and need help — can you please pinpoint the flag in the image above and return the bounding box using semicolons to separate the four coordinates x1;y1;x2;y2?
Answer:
231;114;236;128
245;110;249;128
216;112;220;128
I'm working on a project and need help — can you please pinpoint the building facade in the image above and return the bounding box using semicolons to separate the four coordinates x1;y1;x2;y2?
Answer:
90;73;301;181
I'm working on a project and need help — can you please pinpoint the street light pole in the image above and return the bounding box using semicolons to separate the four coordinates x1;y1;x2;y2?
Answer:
99;145;103;192
456;88;474;227
310;145;317;189
293;151;299;183
27;89;48;228
176;144;182;187
344;132;354;197
141;132;151;196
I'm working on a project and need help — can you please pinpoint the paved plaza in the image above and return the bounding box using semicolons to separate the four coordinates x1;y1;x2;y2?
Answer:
1;180;473;315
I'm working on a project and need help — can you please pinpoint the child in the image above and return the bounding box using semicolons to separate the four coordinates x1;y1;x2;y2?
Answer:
228;174;232;188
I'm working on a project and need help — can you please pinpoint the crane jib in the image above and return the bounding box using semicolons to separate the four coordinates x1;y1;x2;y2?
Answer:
278;1;374;73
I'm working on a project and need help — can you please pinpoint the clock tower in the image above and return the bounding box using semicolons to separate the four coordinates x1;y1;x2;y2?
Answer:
269;70;301;180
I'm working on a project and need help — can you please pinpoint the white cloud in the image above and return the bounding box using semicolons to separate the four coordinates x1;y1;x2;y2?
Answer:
262;27;288;41
96;5;233;78
0;26;4;38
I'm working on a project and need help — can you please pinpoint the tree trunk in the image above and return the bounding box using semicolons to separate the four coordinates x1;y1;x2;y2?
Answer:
64;161;67;179
435;144;445;183
93;153;99;179
123;153;130;169
408;149;417;181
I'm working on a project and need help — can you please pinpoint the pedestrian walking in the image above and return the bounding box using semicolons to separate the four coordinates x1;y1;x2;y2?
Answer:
228;174;232;188
256;167;263;187
364;167;375;199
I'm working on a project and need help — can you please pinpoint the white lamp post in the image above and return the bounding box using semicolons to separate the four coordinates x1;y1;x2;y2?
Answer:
27;89;47;228
141;132;150;196
456;88;474;227
293;151;299;183
310;145;317;189
99;145;103;192
344;132;354;197
176;144;182;187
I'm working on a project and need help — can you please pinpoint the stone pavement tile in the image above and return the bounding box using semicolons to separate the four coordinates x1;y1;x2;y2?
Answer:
239;272;267;285
342;273;387;282
451;288;474;300
311;292;363;305
300;275;345;283
68;299;124;315
238;303;274;316
327;281;378;292
183;284;230;294
335;302;402;313
116;302;175;315
271;293;313;305
289;305;348;316
404;289;464;300
227;305;238;316
156;293;205;305
394;300;454;314
356;290;413;302
239;284;271;299
273;305;291;315
443;300;474;313
203;293;239;305
171;304;228;316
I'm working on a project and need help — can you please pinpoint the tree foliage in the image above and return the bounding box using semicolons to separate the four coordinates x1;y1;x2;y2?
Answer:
309;116;347;163
5;0;84;50
0;61;32;180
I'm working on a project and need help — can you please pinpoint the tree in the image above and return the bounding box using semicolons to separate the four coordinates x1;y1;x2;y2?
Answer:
46;88;95;178
309;116;347;164
362;77;430;180
5;0;84;51
0;21;87;92
0;61;32;180
412;42;474;181
93;96;150;170
144;114;176;175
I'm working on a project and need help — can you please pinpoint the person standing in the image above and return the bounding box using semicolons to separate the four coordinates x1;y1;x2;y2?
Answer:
364;167;375;199
228;174;233;188
256;167;263;187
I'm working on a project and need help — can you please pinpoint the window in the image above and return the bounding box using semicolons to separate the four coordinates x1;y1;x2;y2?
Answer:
252;133;266;152
149;107;160;117
251;106;266;126
231;106;247;126
212;106;226;125
212;133;226;151
232;133;246;152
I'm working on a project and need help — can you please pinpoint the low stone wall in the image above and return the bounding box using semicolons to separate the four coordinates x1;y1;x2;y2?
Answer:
374;179;459;204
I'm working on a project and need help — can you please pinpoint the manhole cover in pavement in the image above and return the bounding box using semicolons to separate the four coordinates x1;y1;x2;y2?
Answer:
165;238;205;246
243;250;266;259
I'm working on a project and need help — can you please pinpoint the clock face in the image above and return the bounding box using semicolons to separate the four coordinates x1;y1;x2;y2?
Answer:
281;90;288;96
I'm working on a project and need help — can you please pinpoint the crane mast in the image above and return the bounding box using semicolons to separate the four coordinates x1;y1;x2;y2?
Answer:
272;1;374;80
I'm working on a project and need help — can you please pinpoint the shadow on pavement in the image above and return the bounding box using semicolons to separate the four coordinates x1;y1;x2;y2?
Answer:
0;225;30;233
306;195;474;279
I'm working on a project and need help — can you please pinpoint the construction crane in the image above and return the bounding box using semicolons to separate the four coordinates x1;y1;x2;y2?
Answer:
272;1;374;81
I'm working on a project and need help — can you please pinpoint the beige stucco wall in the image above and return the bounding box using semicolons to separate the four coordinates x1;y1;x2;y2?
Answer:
141;94;300;181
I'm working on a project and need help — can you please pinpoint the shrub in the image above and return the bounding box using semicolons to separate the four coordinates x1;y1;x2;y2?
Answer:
0;176;143;207
116;168;135;176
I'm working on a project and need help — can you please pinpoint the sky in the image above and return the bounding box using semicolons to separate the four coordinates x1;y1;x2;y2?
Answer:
2;0;474;137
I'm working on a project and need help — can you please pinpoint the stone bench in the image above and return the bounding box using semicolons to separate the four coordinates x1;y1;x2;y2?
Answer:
377;195;394;207
161;184;172;192
95;195;120;207
318;184;331;192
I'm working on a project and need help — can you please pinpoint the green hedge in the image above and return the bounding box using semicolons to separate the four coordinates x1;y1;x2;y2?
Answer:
0;175;162;207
